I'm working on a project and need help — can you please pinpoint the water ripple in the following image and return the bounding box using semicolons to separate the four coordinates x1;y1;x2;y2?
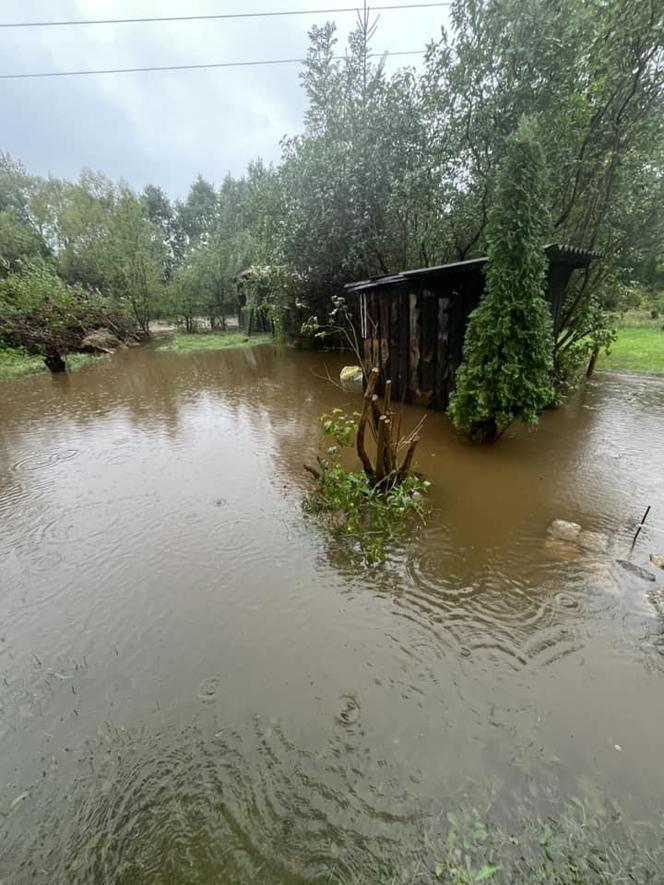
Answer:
2;717;432;884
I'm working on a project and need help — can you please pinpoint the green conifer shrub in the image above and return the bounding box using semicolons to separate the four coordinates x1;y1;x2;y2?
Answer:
448;119;554;442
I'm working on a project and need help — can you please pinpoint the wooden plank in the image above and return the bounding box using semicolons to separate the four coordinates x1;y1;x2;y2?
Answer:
397;290;410;403
420;288;437;406
434;296;450;408
409;290;420;403
367;292;379;370
363;337;372;373
389;291;400;399
379;290;391;384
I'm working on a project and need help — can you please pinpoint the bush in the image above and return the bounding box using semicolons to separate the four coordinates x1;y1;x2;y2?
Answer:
448;120;554;441
304;408;430;565
0;258;134;357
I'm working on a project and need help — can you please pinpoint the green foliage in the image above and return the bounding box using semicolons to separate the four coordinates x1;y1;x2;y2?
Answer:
551;296;619;399
0;259;91;349
304;408;430;565
448;120;554;440
302;294;366;359
238;263;304;339
321;407;357;450
0;258;133;356
0;209;47;274
3;0;663;373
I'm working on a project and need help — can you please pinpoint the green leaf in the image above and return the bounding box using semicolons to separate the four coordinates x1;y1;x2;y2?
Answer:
475;863;500;881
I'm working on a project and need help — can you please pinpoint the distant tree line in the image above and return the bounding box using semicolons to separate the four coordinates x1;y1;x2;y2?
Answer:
1;0;662;375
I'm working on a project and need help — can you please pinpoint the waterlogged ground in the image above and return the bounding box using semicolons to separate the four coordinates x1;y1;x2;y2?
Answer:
1;343;664;883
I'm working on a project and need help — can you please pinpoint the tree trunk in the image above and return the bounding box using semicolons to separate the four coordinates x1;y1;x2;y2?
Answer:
586;348;599;377
44;352;66;373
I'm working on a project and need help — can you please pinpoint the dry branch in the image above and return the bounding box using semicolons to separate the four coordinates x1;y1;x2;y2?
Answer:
352;366;426;487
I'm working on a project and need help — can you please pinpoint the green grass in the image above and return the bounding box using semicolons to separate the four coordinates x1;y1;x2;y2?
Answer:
157;331;273;353
0;346;45;379
597;320;664;374
65;352;108;372
0;347;105;380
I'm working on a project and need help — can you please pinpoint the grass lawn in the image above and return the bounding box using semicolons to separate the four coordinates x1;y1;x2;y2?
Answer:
597;318;664;375
157;331;274;353
0;347;104;381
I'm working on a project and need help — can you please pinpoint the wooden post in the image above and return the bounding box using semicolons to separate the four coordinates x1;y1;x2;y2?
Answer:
356;368;380;478
356;398;374;478
409;291;421;402
586;347;599;377
370;395;382;434
398;436;419;483
383;418;394;476
375;416;388;481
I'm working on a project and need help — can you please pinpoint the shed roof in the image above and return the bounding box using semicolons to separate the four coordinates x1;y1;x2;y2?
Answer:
345;244;599;293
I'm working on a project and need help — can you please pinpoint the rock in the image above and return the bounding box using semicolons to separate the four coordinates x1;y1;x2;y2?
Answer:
650;554;664;571
339;365;364;392
547;519;581;543
578;530;609;553
616;559;656;582
81;328;123;353
543;537;580;561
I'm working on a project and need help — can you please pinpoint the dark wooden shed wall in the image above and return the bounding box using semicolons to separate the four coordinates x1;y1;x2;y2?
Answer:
354;249;592;410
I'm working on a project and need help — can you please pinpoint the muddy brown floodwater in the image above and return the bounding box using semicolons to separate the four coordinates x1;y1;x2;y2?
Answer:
1;343;664;883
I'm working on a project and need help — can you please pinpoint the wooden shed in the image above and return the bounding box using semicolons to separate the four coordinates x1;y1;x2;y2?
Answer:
345;244;597;409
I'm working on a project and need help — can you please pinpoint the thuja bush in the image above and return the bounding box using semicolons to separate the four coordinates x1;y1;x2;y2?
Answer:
448;119;554;442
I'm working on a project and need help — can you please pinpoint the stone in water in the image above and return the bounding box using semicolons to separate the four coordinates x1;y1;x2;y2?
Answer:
339;365;364;392
578;530;609;553
616;559;656;582
547;519;581;543
650;554;664;571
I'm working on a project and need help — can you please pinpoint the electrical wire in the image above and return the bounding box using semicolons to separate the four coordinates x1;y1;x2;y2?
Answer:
0;3;449;30
0;50;425;80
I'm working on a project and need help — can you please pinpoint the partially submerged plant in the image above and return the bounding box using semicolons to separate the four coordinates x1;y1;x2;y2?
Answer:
304;367;430;565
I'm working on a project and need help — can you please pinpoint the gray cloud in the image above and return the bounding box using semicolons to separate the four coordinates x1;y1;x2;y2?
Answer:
1;0;448;196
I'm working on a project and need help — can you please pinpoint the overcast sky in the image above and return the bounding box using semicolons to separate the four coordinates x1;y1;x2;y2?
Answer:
1;1;450;197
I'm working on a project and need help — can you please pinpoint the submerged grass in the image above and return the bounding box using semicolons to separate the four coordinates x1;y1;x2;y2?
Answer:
345;801;664;884
157;331;273;353
598;316;664;375
0;347;104;380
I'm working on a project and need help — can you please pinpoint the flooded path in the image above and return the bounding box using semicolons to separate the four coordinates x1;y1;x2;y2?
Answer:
1;344;663;882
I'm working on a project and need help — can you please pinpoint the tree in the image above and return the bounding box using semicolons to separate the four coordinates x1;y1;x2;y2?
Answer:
421;0;664;376
448;120;554;442
176;175;218;250
141;184;179;278
107;188;166;335
0;210;47;275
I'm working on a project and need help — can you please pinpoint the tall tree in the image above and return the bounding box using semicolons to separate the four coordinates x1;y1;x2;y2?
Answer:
176;175;218;250
448;120;554;442
108;188;166;335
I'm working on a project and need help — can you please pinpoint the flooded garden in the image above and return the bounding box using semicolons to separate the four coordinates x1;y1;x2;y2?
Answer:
1;343;663;882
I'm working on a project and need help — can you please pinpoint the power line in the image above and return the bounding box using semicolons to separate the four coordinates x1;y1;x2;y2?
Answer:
0;3;449;30
0;50;426;80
